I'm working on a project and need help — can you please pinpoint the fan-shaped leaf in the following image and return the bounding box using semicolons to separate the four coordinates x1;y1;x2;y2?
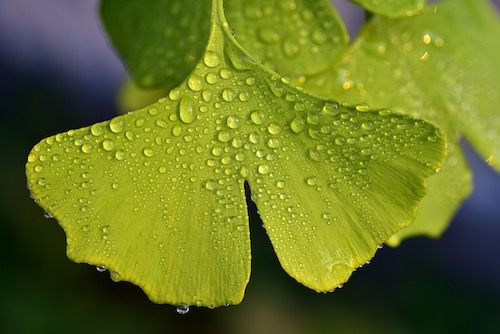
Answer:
26;0;446;307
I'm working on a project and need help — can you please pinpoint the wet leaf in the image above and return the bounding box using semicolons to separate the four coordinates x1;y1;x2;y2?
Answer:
224;0;348;79
300;0;500;244
101;0;211;88
350;0;426;18
26;0;445;307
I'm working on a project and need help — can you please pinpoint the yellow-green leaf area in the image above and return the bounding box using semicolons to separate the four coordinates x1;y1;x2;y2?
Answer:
301;0;499;244
224;0;348;79
350;0;426;18
101;0;211;88
26;0;446;307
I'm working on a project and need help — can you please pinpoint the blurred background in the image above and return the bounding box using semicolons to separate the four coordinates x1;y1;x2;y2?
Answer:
1;0;499;333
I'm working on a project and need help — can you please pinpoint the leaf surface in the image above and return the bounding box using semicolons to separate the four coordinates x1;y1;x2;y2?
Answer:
224;0;348;79
300;0;500;244
101;0;211;88
350;0;425;18
26;0;446;306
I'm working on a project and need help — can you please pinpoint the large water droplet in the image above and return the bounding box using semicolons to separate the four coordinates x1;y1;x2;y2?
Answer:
222;88;235;102
203;51;220;68
143;148;154;157
250;110;266;125
226;115;240;129
109;118;124;133
91;124;105;136
188;74;204;91
267;123;281;135
258;164;270;175
290;115;306;134
179;96;196;124
102;139;114;151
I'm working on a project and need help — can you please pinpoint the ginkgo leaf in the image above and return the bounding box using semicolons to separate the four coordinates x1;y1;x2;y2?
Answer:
26;0;445;307
300;0;500;244
223;0;348;78
349;0;425;18
101;0;211;88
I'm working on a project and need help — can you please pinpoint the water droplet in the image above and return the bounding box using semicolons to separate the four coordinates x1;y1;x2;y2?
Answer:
217;131;231;143
321;102;340;116
179;96;196;124
267;123;281;135
249;132;259;144
250;110;266;125
188;74;204;91
81;143;92;153
203;51;220;68
211;146;223;157
267;138;280;148
219;68;232;79
258;164;270;175
355;103;371;112
176;305;190;315
245;77;256;85
155;119;168;129
222;88;235;102
311;27;328;45
143;148;154;157
109;118;124;133
91;124;105;136
43;212;53;219
172;124;183;137
115;150;125;160
238;91;250;102
361;122;373;130
96;266;106;273
308;149;321;161
226;115;240;129
290;115;306;134
205;179;217;190
240;166;250;177
335;137;345;146
306;176;317;186
102;139;114;151
276;180;285;188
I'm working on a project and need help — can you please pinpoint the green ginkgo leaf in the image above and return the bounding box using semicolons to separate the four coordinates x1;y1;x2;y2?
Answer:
350;0;426;18
300;0;500;244
223;0;348;78
26;0;445;307
101;0;211;88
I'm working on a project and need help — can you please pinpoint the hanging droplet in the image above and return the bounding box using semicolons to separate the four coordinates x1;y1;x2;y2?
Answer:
96;266;107;273
176;305;190;315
